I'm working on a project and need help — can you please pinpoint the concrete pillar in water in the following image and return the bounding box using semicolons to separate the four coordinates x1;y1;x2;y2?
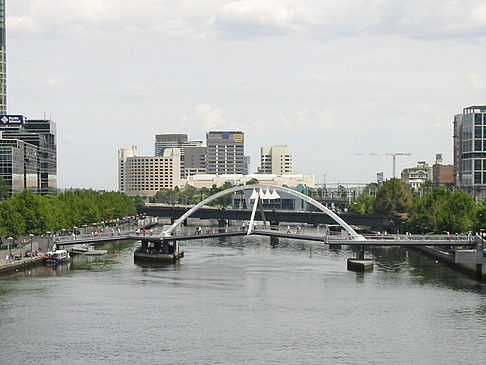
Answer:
271;236;279;246
347;245;374;272
217;219;227;233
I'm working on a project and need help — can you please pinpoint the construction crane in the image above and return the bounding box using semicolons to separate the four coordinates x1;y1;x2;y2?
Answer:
355;152;411;179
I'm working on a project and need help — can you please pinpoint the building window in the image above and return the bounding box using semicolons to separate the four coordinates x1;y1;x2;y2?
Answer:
475;172;482;184
475;126;483;138
475;114;483;125
475;159;482;170
475;140;482;151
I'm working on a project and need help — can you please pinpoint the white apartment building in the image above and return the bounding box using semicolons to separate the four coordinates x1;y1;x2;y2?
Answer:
259;145;292;175
118;148;181;197
401;161;432;190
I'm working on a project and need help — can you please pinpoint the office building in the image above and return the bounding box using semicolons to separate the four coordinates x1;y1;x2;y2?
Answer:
259;145;292;174
0;0;6;114
0;116;57;196
454;105;486;200
243;156;250;175
0;133;37;195
118;146;139;193
119;148;181;197
154;134;203;178
206;131;244;174
184;146;207;177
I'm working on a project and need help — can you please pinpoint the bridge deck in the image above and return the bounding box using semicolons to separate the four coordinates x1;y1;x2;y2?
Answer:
54;229;474;248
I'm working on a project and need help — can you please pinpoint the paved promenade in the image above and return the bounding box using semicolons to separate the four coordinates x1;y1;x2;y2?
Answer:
0;249;44;274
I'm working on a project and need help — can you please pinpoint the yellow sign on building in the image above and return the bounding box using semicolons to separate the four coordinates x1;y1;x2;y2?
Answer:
234;134;243;143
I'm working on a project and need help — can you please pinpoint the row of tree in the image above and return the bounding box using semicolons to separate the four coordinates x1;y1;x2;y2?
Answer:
0;189;137;237
348;179;482;233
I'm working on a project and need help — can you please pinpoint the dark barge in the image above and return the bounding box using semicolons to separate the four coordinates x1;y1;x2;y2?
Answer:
134;240;184;263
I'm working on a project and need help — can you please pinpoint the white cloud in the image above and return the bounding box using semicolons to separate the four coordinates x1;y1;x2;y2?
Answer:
7;15;42;35
8;0;486;40
465;73;484;90
195;104;228;130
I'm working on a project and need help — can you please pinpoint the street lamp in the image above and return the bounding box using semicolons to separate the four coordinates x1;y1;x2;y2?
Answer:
29;233;34;256
7;237;13;261
46;231;51;252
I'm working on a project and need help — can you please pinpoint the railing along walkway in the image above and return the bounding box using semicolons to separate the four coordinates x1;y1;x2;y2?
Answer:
54;224;474;248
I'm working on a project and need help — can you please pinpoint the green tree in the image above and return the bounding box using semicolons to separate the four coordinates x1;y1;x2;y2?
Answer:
246;178;259;185
374;178;412;215
0;199;25;237
133;195;145;209
442;190;476;233
348;193;375;214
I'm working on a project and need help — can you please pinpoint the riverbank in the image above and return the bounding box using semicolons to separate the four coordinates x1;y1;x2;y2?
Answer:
0;253;44;275
411;242;486;280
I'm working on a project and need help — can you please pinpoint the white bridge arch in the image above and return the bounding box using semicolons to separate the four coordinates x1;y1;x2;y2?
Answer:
162;184;364;240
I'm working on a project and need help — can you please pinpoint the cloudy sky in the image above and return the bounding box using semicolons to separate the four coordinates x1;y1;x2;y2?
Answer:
6;0;486;190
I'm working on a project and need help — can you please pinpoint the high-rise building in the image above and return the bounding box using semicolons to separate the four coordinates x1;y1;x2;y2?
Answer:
184;146;207;177
206;131;244;174
454;105;486;200
259;145;292;174
118;148;181;197
118;146;139;193
154;134;203;178
0;0;6;114
243;155;250;175
0;116;57;195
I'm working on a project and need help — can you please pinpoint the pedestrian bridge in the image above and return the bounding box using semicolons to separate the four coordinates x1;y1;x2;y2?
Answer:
54;184;474;251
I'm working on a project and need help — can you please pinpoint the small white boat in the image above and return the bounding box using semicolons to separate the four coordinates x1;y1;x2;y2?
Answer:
43;249;70;264
85;246;107;256
71;245;107;256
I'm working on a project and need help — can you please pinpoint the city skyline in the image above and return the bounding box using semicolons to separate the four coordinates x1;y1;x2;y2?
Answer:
6;1;486;190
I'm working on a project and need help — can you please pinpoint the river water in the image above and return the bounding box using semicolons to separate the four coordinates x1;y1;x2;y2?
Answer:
1;234;486;364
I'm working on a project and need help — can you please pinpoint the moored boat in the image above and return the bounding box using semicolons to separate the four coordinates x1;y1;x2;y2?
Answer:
134;240;184;263
43;249;70;264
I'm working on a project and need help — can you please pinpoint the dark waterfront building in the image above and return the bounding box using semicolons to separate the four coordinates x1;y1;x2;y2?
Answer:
0;0;6;114
206;131;244;174
0;116;57;196
454;105;486;201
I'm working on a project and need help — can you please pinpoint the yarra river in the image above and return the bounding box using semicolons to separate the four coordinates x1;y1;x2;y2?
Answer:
2;231;486;364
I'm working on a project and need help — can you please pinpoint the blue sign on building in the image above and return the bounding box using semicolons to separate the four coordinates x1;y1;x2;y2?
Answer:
0;115;26;125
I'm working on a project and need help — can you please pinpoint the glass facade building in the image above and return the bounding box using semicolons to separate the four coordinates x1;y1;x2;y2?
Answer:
454;105;486;200
0;0;6;114
0;117;57;196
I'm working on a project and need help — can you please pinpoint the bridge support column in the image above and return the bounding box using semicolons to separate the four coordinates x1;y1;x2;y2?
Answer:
270;222;279;231
183;219;188;227
217;219;227;233
358;245;365;260
347;245;374;272
270;236;279;246
477;264;483;281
